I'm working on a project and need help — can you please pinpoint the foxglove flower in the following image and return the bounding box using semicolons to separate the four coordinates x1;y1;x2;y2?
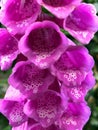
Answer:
51;45;94;87
61;71;95;102
64;3;98;44
4;85;26;101
37;0;82;19
12;118;37;130
19;21;68;68
12;122;61;130
59;102;91;130
0;99;28;126
23;90;67;127
8;61;55;98
0;28;19;70
0;0;96;129
0;0;41;34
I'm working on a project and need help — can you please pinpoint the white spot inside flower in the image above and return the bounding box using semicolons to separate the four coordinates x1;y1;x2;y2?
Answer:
37;93;58;120
36;53;50;62
64;70;77;82
65;117;77;126
39;62;48;68
33;88;38;93
71;87;83;99
9;103;24;124
37;105;56;119
5;87;20;99
8;28;13;33
23;79;43;92
0;55;11;65
82;32;88;38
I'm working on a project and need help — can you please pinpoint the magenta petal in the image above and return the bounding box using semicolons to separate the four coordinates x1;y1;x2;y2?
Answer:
59;102;91;130
52;45;94;73
37;0;82;19
57;69;87;87
8;61;55;98
67;39;76;46
83;71;96;90
12;122;28;130
4;86;26;101
0;0;41;34
12;118;37;130
19;21;68;69
23;90;67;127
0;99;28;126
0;28;19;70
12;123;61;130
27;123;61;130
64;3;98;44
61;71;95;102
51;45;94;87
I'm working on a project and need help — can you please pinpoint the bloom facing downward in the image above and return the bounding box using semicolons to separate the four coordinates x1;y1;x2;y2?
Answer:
0;0;41;34
0;99;28;126
0;28;19;70
0;0;96;129
37;0;82;19
59;102;91;130
61;71;95;102
19;21;68;69
51;45;94;87
64;3;98;44
23;90;67;127
8;61;55;99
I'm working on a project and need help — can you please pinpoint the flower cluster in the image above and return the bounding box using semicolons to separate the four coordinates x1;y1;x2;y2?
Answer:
0;0;98;130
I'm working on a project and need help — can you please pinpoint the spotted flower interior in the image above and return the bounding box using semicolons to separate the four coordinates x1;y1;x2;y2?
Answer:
0;0;97;130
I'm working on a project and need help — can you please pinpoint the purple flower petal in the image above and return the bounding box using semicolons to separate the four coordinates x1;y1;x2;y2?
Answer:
37;0;82;19
4;86;26;101
0;28;19;70
19;21;68;69
28;123;61;130
23;90;67;127
8;61;55;99
64;3;98;44
0;0;41;34
12;122;28;130
59;102;91;130
12;118;37;130
12;123;61;130
61;71;95;102
67;39;76;46
0;99;28;126
51;45;94;87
